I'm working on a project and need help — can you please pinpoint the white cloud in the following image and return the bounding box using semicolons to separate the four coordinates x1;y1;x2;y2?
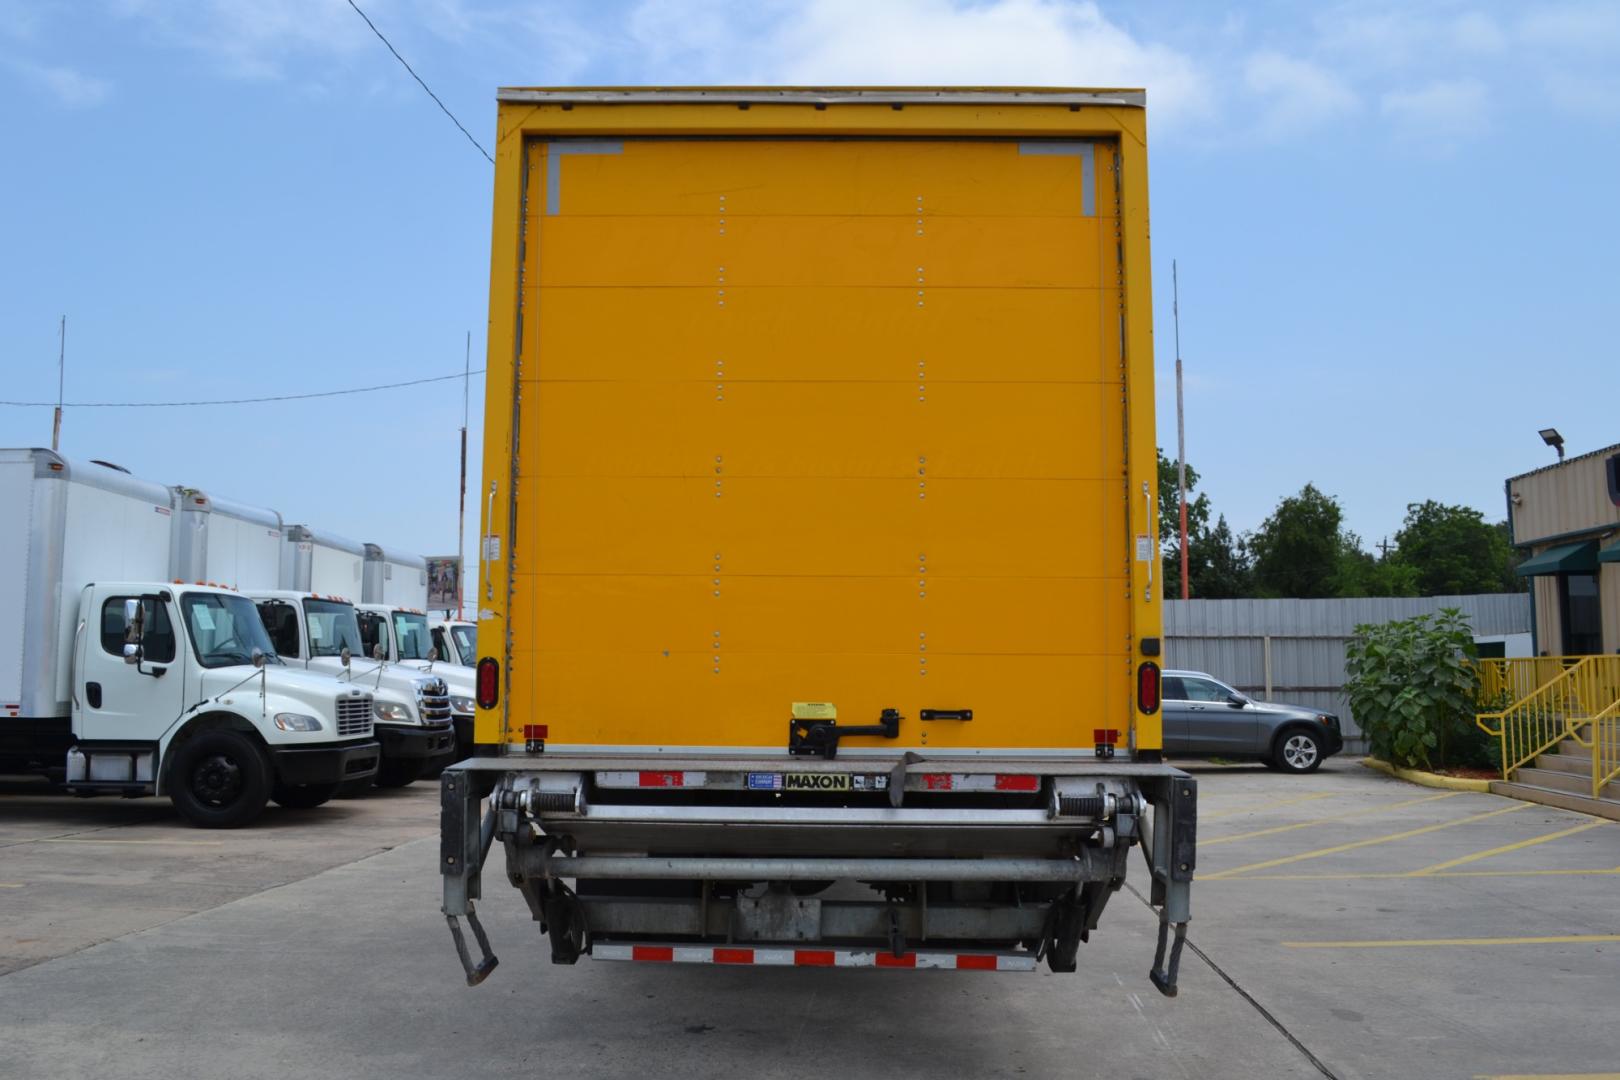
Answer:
1243;51;1357;138
624;0;1214;129
1380;77;1489;139
107;0;379;79
12;59;111;106
1518;3;1620;53
1316;9;1506;70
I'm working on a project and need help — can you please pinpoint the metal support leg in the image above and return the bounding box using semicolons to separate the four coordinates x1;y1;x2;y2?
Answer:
1141;773;1196;997
441;765;499;986
446;911;500;986
1149;917;1188;998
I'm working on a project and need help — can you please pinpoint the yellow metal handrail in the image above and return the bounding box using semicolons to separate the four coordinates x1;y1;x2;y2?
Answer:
1474;656;1583;708
1475;656;1620;785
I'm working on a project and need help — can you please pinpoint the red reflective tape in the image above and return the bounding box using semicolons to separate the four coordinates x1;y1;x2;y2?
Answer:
922;774;954;790
1092;728;1119;745
955;954;998;971
713;948;754;965
993;774;1040;792
639;771;683;788
875;952;917;968
632;946;673;963
794;950;836;967
523;724;548;741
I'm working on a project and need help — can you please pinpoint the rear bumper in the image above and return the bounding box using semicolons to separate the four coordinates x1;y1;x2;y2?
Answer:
378;723;457;760
272;739;380;786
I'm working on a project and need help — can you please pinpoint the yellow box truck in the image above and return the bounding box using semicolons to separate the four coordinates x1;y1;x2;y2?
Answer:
442;87;1196;993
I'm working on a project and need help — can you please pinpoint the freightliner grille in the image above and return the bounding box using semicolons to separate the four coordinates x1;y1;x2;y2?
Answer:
336;695;373;738
416;678;452;725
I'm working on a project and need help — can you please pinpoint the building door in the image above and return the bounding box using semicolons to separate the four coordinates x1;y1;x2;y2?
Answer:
1558;573;1603;654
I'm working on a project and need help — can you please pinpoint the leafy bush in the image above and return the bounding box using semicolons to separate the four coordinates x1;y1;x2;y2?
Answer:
1344;609;1483;769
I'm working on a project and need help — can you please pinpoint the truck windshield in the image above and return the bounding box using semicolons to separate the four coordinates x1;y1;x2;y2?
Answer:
304;599;365;658
450;624;475;663
181;592;282;669
393;611;434;660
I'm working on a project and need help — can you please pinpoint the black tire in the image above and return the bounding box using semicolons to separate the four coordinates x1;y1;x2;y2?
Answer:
375;756;424;788
271;781;338;809
168;729;272;828
1271;727;1324;774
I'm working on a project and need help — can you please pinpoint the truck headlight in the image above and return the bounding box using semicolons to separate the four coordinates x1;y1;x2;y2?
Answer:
374;701;414;724
450;695;475;715
273;712;324;732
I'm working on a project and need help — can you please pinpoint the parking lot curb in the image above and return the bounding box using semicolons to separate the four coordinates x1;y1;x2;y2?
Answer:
1361;757;1493;792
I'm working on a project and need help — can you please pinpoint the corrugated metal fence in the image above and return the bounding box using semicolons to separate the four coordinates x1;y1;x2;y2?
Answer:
1163;595;1531;751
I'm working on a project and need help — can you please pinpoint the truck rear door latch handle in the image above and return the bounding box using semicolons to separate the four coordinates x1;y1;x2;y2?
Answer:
789;708;901;759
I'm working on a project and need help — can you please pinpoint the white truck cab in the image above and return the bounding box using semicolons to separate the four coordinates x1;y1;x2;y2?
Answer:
252;590;455;787
354;604;476;758
429;619;476;668
69;581;381;824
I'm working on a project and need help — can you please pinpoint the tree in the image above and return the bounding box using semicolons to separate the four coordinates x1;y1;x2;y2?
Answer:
1157;449;1211;595
1390;501;1523;596
1249;484;1347;598
1190;514;1255;599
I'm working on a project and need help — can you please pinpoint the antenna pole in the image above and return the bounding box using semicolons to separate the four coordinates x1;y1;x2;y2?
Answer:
1174;262;1189;601
52;316;65;451
457;331;470;620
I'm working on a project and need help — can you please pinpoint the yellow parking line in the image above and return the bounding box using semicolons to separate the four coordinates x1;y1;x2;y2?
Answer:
1202;791;1460;847
38;837;225;847
1285;934;1620;949
1202;867;1620;883
1200;791;1340;821
0;883;22;889
1411;820;1608;875
1204;802;1532;879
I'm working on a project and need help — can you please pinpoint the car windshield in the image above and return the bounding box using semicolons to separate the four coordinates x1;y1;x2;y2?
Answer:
393;611;434;660
450;624;475;662
181;592;282;669
304;599;365;658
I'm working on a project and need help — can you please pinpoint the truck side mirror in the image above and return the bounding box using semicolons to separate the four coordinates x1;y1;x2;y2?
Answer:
123;642;143;665
340;647;351;668
123;598;143;642
252;648;266;669
428;646;439;662
372;644;386;661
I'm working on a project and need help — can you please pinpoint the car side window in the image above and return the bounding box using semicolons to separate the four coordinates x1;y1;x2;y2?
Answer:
1181;678;1231;703
1162;676;1188;701
100;596;177;664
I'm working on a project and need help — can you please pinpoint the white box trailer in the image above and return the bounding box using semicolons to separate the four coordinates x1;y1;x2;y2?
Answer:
281;525;366;599
361;543;429;609
170;487;284;590
0;449;379;825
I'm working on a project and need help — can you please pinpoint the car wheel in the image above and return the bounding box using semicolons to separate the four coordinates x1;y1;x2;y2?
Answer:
271;781;338;809
169;729;272;828
1273;729;1323;774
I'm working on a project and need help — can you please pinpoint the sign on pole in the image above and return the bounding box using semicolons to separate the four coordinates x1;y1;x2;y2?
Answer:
426;556;462;611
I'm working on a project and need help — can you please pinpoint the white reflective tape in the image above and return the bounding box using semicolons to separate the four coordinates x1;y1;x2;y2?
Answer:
592;943;1036;972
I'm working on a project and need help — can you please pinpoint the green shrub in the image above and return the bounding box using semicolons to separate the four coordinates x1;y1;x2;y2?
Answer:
1344;609;1482;770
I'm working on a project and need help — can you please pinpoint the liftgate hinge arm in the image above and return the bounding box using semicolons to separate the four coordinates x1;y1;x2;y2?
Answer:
440;767;499;986
1142;774;1196;998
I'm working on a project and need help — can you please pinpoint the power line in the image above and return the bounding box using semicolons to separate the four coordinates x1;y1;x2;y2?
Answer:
1;369;484;409
344;0;493;165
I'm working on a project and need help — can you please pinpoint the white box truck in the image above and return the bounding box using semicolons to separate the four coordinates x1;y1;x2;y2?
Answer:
0;449;381;826
280;525;368;597
253;589;457;787
170;487;285;590
362;543;428;609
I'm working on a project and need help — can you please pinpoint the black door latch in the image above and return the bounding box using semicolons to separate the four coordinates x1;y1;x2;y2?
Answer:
789;708;902;759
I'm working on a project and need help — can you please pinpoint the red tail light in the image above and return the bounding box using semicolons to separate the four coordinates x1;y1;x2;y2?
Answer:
476;657;499;710
1137;662;1160;713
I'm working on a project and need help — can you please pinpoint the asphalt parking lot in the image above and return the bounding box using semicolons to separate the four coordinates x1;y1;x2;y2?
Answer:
2;761;1616;1080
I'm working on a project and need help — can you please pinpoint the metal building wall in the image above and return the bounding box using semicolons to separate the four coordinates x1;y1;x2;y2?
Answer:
1162;594;1531;750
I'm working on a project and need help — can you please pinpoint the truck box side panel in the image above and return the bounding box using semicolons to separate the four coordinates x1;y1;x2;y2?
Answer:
0;456;35;706
501;135;1137;753
310;545;364;599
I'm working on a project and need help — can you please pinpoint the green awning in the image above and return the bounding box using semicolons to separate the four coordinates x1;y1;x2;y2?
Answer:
1600;538;1620;564
1516;540;1599;576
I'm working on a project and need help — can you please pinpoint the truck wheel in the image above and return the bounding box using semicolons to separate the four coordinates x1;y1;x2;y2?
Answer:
1271;728;1323;774
169;730;271;828
376;757;424;788
272;781;338;809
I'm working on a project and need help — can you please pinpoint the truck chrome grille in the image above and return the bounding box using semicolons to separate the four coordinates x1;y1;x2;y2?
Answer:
415;677;452;726
336;695;373;738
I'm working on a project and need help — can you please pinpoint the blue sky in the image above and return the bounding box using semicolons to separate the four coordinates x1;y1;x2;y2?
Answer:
3;0;1618;570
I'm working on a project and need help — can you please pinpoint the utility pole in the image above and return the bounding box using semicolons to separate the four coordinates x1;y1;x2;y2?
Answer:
457;332;470;620
52;316;65;451
1173;261;1189;601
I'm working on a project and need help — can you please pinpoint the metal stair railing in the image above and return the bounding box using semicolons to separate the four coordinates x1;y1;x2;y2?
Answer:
1476;656;1620;789
1474;656;1582;708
